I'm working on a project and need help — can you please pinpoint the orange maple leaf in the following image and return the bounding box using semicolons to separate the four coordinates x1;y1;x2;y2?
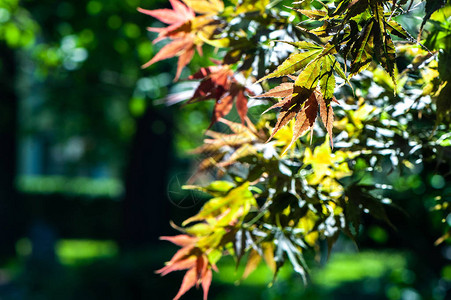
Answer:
188;117;265;180
139;0;222;80
156;235;216;300
138;0;196;80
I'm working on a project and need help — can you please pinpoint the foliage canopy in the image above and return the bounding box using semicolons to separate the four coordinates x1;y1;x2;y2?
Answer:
139;0;451;299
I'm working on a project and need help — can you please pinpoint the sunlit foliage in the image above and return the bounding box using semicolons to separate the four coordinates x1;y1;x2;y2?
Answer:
139;0;450;299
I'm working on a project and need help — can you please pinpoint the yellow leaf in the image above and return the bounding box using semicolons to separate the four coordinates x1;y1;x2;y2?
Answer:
198;33;230;48
298;211;319;246
197;228;227;249
274;119;297;156
242;249;262;279
182;182;256;226
262;242;276;273
185;223;212;236
182;0;224;14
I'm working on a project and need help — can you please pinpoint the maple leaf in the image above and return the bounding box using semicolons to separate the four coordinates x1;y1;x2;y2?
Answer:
139;0;194;34
189;118;264;179
157;234;215;300
186;66;252;127
139;0;223;80
255;39;345;148
183;182;257;226
330;1;400;83
295;1;409;86
255;76;337;150
182;0;224;15
256;43;323;83
343;3;399;82
139;0;196;80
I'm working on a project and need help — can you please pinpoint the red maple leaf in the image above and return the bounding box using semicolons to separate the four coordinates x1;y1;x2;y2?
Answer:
186;66;252;127
156;235;216;300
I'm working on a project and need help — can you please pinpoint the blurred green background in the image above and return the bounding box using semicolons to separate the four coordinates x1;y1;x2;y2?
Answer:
0;0;449;299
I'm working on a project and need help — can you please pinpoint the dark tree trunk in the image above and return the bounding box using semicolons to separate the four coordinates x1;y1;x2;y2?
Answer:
0;44;22;261
121;106;173;248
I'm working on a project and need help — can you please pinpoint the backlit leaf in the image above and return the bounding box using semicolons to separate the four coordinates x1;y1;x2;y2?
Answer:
317;91;335;147
379;32;397;83
161;235;198;247
253;82;293;99
182;0;224;14
138;0;193;24
350;19;374;76
295;59;322;89
174;268;198;300
278;41;323;50
183;183;256;226
297;9;327;20
386;20;413;41
201;269;213;300
286;91;319;151
242;249;262;279
235;86;248;124
320;55;336;100
210;95;234;128
267;95;301;141
257;49;321;83
186;66;250;126
142;36;193;69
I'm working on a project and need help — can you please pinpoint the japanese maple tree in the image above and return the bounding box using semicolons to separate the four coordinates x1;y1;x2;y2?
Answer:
138;0;450;299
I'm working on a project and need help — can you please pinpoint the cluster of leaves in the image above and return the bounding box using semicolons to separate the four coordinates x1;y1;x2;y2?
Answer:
139;0;450;299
